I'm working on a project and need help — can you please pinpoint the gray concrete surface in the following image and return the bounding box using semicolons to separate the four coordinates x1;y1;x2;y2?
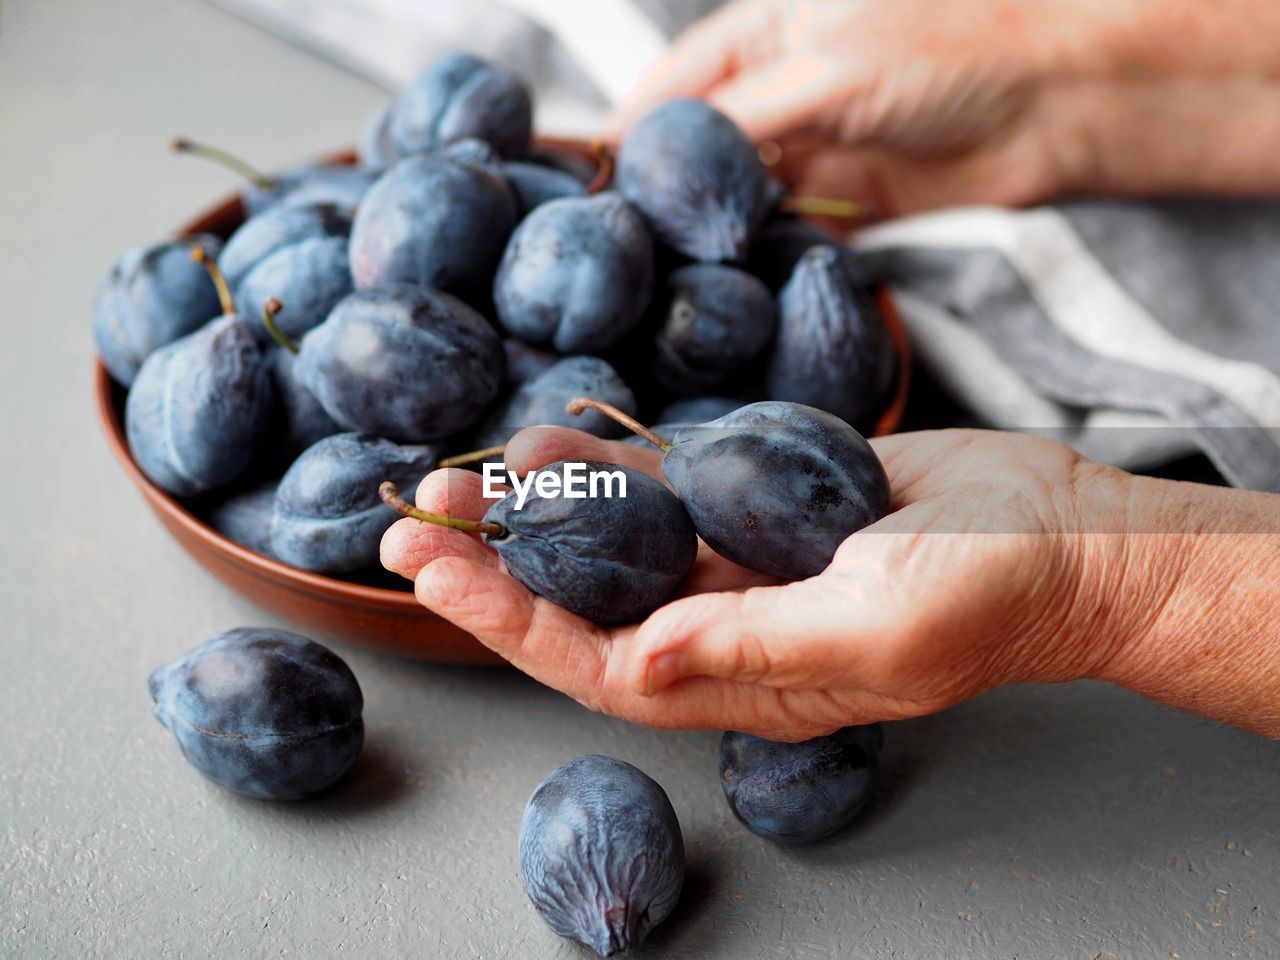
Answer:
2;2;1278;957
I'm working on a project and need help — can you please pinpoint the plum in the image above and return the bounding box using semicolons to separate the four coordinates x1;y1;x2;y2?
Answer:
745;215;878;293
493;194;653;354
235;236;353;344
766;246;896;431
658;396;743;424
294;284;503;443
125;313;276;498
519;755;684;956
616;99;776;262
266;344;341;463
653;264;776;395
389;53;532;159
475;356;637;448
349;150;517;296
148;627;363;800
501;160;586;216
92;235;225;387
719;725;883;843
502;337;559;386
208;480;279;557
568;399;891;581
218;202;350;294
272;432;438;574
278;166;377;212
383;460;696;625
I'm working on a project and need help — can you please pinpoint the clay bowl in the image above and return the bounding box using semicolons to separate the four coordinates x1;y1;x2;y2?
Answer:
95;142;911;662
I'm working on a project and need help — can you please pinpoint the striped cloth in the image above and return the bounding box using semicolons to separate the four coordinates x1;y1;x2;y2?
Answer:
210;0;1280;491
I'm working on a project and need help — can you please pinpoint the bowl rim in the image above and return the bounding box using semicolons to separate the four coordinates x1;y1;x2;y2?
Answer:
94;141;911;611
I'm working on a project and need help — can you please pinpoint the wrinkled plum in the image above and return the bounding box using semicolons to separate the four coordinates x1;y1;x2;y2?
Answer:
616;99;775;262
766;246;896;430
570;399;891;581
148;627;363;800
208;480;279;557
235;236;353;344
502;160;586;216
384;460;696;624
219;203;350;294
519;755;685;956
503;338;559;386
126;313;276;497
389;53;532;159
296;284;503;443
653;264;776;395
476;356;636;447
349;151;516;295
273;432;438;573
719;725;883;843
493;194;653;354
92;235;225;386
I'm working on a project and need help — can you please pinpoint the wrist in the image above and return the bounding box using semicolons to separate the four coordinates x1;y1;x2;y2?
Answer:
1090;477;1280;736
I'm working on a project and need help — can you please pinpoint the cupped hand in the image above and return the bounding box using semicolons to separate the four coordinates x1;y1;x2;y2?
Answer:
381;426;1150;741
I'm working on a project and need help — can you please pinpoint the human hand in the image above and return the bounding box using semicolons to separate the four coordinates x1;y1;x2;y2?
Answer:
608;0;1280;214
381;426;1159;741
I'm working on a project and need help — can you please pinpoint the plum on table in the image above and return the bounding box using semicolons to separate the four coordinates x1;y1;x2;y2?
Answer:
519;755;685;956
719;725;883;843
148;627;364;800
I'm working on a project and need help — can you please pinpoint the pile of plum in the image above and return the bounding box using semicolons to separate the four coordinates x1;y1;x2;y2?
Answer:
152;628;885;956
107;52;903;955
95;52;897;610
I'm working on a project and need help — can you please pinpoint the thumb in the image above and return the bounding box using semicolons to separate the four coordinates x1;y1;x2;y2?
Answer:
629;573;877;694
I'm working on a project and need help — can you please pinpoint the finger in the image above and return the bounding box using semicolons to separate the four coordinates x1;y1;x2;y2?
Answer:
605;0;782;136
628;572;904;694
380;516;499;581
415;555;615;696
416;557;853;737
503;426;667;483
415;467;506;517
380;468;506;580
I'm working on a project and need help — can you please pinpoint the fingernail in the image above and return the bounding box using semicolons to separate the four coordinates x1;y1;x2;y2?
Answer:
643;651;685;695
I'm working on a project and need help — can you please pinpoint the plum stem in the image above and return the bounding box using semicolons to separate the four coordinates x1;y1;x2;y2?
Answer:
379;481;506;538
438;445;507;469
780;196;873;221
190;245;235;315
170;136;276;189
261;299;300;354
565;397;672;452
586;139;613;195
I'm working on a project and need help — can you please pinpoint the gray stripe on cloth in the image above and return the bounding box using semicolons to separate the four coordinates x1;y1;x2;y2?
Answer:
864;246;1280;491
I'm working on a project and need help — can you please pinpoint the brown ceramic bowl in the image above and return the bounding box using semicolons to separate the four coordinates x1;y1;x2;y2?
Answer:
95;142;911;661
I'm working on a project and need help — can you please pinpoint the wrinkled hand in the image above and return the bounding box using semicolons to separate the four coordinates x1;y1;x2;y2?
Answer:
382;427;1152;741
608;0;1082;216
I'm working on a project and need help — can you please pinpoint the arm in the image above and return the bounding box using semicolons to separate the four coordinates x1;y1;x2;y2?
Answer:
1098;474;1280;737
